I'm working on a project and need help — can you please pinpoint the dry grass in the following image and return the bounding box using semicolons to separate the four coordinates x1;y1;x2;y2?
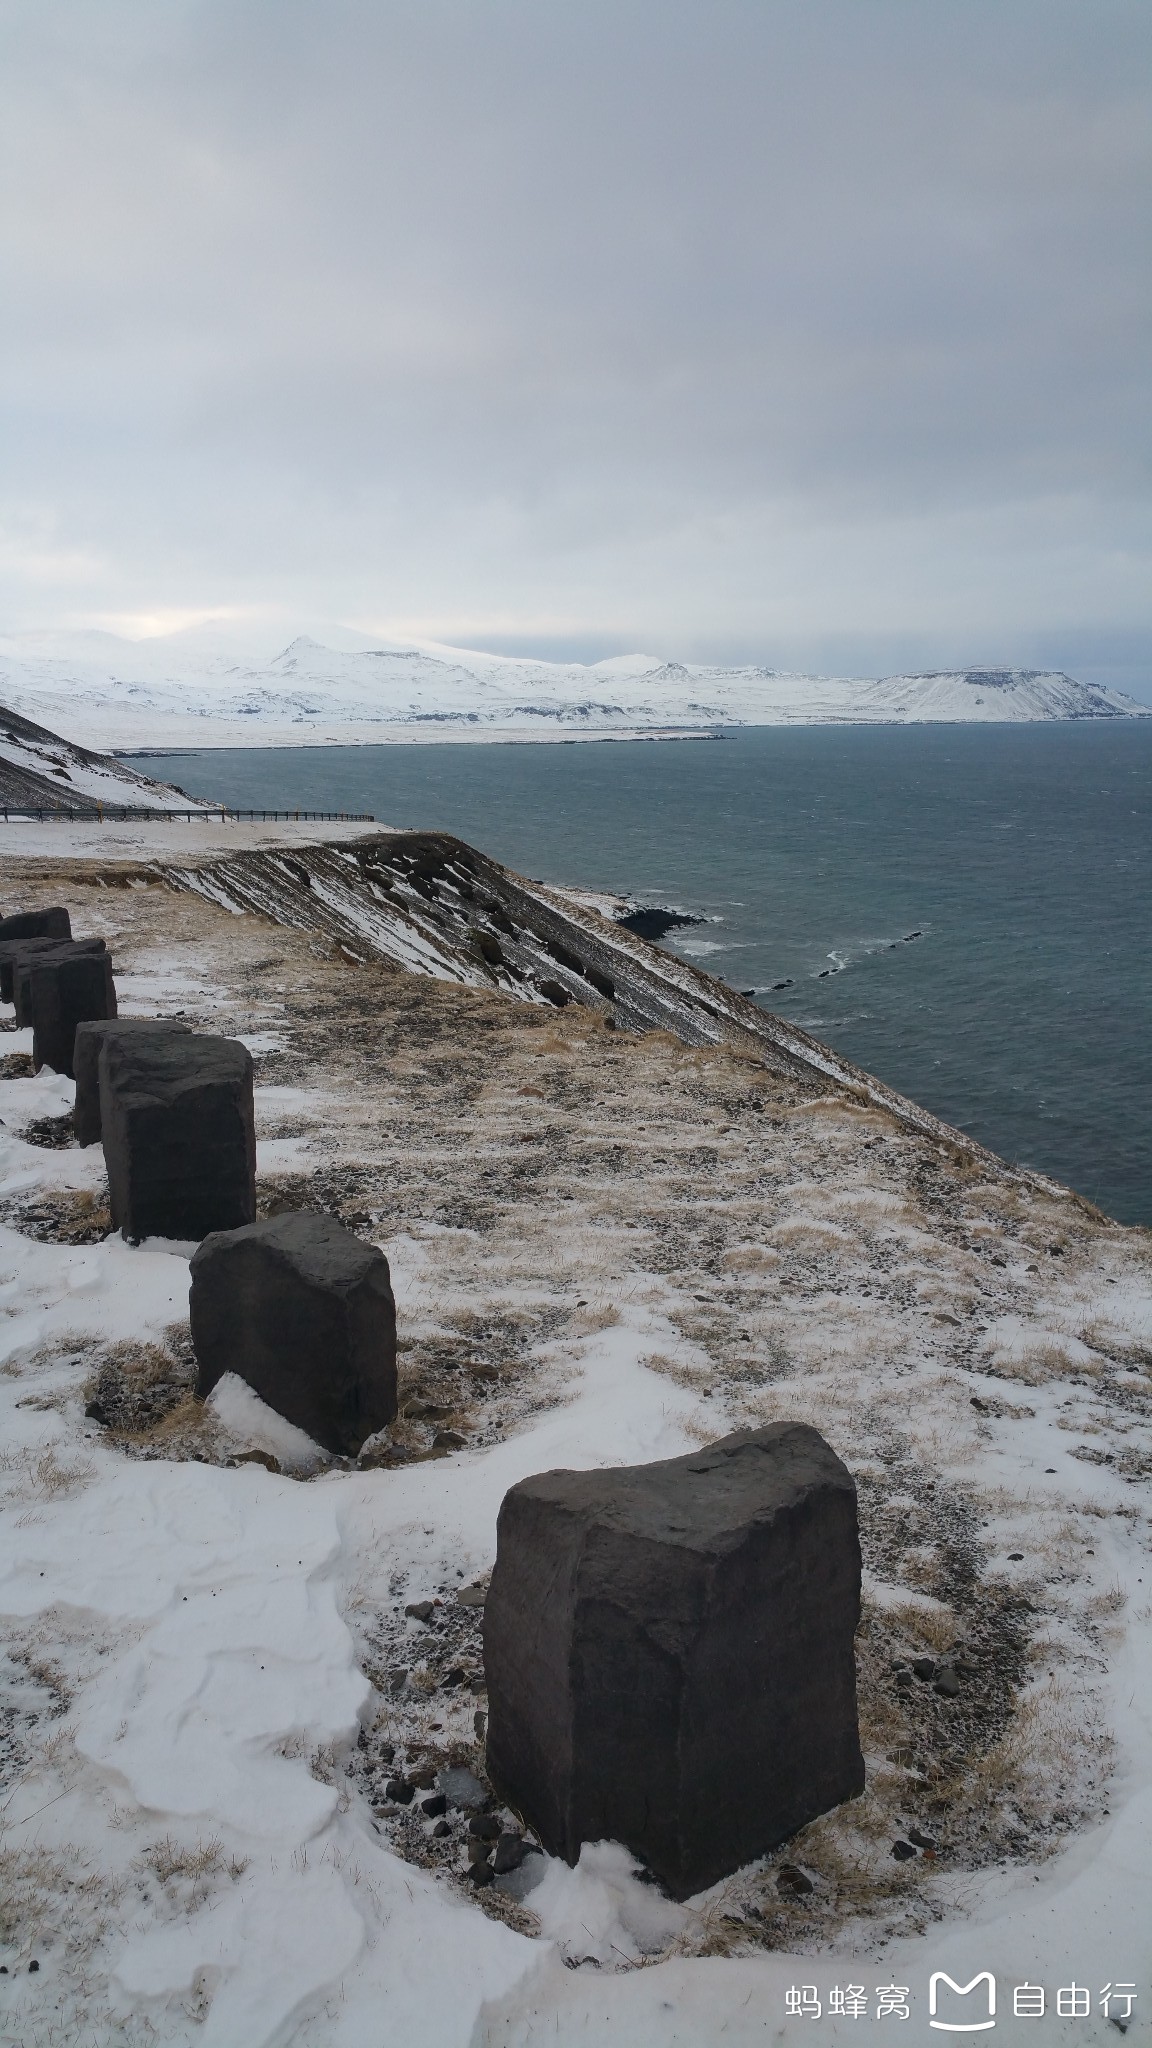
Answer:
0;1444;93;1502
994;1342;1098;1386
0;1841;125;1966
720;1245;780;1274
880;1599;961;1656
138;1833;248;1895
1084;1582;1128;1618
940;1677;1113;1836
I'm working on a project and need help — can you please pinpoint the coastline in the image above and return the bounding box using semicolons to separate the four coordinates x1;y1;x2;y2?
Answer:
0;816;1148;2043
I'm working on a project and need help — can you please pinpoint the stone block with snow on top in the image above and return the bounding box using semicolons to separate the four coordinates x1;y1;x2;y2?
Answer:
189;1209;398;1457
483;1420;864;1900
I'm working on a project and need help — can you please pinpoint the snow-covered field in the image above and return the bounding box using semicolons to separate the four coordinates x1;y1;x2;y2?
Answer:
1;629;1146;751
1;825;1150;2046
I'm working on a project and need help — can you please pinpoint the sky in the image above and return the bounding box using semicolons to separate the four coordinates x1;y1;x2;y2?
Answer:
2;0;1150;695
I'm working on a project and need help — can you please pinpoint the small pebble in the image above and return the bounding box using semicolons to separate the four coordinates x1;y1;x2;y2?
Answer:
466;1862;494;1887
431;1819;451;1839
1007;1553;1024;1562
910;1657;936;1681
934;1667;961;1698
468;1813;500;1840
385;1778;414;1805
493;1831;527;1875
466;1838;494;1868
906;1826;937;1850
421;1793;448;1818
29;1960;40;1972
405;1600;435;1622
892;1840;917;1861
775;1863;813;1896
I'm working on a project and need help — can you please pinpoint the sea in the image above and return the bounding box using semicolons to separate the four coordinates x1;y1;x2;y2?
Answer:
140;723;1152;1226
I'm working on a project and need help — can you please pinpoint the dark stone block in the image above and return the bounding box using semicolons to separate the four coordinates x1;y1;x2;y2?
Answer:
483;1422;864;1900
0;905;71;952
101;1033;256;1241
73;1018;191;1145
0;913;72;997
189;1211;398;1457
30;952;117;1077
9;938;106;1021
1;939;55;1010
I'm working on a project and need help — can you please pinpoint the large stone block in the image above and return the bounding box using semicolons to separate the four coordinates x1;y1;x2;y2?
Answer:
483;1422;864;1899
0;911;72;997
0;905;71;953
73;1017;191;1145
189;1211;398;1456
101;1033;256;1241
2;938;57;1010
30;951;117;1076
8;936;105;1019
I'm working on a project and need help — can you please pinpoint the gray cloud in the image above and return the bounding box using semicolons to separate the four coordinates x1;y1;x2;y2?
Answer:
1;0;1149;691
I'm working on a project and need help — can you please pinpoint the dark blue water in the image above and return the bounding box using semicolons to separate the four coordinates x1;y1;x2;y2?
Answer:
142;726;1152;1224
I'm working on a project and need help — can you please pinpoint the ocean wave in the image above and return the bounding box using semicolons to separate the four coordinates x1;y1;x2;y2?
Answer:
810;928;927;979
675;937;745;958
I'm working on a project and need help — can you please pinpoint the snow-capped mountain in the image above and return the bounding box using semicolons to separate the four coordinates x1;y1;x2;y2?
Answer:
0;697;216;812
0;629;1145;750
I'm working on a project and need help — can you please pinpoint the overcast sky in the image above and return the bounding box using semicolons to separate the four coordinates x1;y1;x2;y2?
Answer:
2;0;1149;690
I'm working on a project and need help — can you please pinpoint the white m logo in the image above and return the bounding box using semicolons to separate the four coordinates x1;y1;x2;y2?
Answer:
929;1972;997;2032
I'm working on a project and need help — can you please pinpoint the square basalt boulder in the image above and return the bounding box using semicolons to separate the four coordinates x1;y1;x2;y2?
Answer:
10;937;107;1023
483;1421;864;1900
189;1211;398;1456
73;1017;192;1145
0;905;71;956
100;1032;256;1242
30;951;117;1077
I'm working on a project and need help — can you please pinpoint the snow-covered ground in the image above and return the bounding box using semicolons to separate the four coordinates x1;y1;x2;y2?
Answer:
0;702;216;814
0;826;1150;2046
0;628;1146;751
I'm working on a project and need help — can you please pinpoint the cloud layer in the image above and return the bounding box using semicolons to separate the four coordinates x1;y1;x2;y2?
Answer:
2;1;1149;689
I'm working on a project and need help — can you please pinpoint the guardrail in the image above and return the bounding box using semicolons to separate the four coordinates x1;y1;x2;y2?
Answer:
0;805;377;823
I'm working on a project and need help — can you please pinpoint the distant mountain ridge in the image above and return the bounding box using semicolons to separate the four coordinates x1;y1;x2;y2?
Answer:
0;629;1146;749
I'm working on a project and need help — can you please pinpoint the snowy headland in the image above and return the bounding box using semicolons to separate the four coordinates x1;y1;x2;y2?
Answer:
1;628;1148;750
0;812;1149;2045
